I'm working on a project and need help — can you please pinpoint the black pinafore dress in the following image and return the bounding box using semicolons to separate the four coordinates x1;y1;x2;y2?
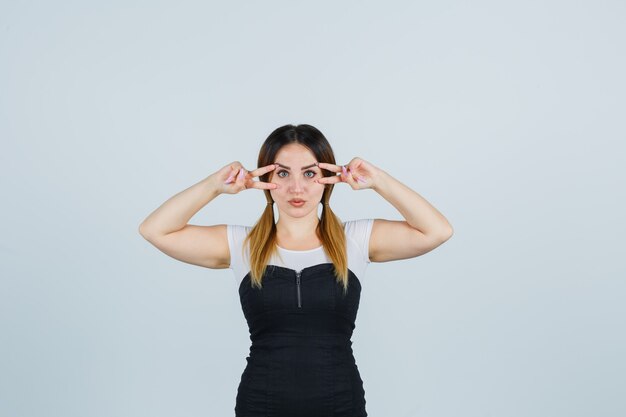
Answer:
235;262;368;417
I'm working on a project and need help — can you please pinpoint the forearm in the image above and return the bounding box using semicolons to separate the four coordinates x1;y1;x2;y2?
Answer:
372;170;453;238
138;174;221;238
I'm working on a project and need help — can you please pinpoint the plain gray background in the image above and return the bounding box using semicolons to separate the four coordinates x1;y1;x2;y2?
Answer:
2;1;624;416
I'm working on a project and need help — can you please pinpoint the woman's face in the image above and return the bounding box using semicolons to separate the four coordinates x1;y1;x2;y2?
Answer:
268;143;326;217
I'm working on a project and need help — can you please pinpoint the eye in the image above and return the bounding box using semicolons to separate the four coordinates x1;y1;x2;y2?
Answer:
276;170;317;178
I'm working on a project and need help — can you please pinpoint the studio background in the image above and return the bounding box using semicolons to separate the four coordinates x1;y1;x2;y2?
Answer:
1;1;624;416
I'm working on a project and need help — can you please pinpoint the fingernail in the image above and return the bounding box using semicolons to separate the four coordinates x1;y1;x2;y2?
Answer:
238;168;245;178
342;166;347;175
224;175;234;184
357;176;367;183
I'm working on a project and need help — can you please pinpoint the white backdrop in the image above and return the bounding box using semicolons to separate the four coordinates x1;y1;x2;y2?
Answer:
1;1;624;416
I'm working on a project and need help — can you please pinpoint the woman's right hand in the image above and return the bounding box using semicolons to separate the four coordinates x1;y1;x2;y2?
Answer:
212;161;280;195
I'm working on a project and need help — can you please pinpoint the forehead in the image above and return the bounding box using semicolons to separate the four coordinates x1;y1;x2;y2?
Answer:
274;144;318;165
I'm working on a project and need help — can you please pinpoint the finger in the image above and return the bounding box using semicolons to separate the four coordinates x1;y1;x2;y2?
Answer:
316;174;342;185
316;162;341;173
236;167;246;187
342;165;357;186
249;181;279;190
354;174;368;184
224;166;240;184
250;163;278;178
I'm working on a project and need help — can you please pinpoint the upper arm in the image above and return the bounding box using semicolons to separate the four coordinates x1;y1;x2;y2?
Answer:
368;219;452;263
139;224;230;269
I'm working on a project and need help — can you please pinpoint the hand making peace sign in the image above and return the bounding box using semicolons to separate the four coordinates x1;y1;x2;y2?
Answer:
215;161;279;195
315;157;382;190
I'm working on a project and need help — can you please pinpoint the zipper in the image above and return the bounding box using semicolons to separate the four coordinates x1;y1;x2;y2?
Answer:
296;270;302;308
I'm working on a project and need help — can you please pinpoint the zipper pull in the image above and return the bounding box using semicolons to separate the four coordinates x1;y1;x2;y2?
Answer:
296;270;302;308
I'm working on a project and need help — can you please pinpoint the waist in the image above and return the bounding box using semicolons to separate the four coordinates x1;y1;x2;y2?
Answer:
247;335;358;369
248;310;356;341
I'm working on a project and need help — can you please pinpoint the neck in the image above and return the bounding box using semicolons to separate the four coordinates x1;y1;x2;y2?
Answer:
275;217;320;239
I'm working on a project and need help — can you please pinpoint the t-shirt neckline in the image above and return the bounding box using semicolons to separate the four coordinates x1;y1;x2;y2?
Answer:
276;244;324;253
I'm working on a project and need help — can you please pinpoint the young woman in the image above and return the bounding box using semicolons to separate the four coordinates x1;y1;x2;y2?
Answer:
139;124;453;417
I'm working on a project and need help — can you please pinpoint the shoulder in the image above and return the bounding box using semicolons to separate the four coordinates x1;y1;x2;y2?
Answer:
226;224;253;247
226;225;253;278
342;219;375;264
342;218;375;238
226;224;252;234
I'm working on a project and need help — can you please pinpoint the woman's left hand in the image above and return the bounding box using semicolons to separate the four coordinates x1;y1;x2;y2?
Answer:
315;157;382;190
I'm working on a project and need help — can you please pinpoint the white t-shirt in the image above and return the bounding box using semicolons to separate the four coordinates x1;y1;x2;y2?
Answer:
227;219;374;284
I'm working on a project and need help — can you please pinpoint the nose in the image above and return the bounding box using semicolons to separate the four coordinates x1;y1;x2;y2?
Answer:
287;175;306;192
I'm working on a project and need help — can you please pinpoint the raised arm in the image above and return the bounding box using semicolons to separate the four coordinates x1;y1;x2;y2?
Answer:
317;158;453;263
367;169;453;262
138;173;231;269
138;161;278;269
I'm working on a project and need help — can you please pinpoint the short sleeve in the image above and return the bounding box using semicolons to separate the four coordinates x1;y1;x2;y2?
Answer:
226;224;252;282
344;218;374;264
226;225;235;269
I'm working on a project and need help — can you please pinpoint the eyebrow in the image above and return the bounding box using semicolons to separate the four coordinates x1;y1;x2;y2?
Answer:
275;162;318;170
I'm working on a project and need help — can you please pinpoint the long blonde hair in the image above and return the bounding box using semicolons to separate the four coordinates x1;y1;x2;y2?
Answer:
242;124;350;294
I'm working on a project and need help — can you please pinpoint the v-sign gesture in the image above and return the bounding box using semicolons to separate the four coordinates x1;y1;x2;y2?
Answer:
315;157;383;190
218;161;279;194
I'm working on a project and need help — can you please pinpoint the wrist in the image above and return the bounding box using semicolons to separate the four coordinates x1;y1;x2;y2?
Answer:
372;169;389;192
202;174;222;198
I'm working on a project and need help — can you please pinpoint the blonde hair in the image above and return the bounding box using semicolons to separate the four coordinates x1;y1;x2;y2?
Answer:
241;124;350;295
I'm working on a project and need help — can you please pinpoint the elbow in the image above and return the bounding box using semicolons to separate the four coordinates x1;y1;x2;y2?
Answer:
138;222;169;241
437;226;454;242
442;220;454;238
138;222;150;239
